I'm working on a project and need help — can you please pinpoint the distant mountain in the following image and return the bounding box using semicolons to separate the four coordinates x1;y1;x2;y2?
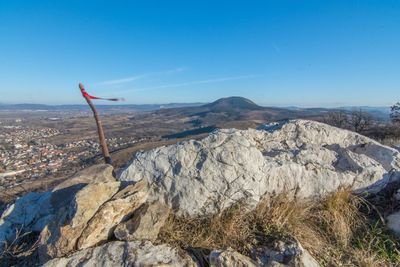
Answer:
203;96;264;112
155;97;332;128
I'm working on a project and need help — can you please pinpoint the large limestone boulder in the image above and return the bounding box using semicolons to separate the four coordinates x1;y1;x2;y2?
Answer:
42;241;198;267
119;120;400;216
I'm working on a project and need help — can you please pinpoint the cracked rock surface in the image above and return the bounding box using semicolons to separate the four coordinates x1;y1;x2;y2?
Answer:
119;120;400;216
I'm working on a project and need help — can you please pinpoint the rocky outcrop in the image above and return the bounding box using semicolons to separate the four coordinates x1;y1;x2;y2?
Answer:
119;120;400;216
2;120;400;266
42;241;198;267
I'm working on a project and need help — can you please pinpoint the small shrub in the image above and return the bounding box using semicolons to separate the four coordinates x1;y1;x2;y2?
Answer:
0;227;40;266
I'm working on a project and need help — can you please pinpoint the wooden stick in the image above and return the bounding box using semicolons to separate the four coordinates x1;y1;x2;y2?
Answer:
79;83;112;164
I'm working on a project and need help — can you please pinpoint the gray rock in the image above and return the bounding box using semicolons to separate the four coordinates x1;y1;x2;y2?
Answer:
210;249;258;267
387;210;400;236
251;240;320;267
114;201;170;242
42;241;199;267
210;240;320;267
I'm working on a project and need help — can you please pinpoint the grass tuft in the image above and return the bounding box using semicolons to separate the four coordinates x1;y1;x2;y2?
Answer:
0;227;40;266
158;189;400;266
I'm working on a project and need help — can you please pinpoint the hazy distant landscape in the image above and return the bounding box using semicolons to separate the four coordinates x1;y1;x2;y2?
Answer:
0;101;391;117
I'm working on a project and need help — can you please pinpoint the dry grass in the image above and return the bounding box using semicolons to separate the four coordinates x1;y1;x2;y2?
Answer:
0;227;40;267
158;189;400;266
158;200;255;255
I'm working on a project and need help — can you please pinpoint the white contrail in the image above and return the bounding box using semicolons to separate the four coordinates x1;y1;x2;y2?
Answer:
116;74;258;93
96;67;186;86
98;75;145;85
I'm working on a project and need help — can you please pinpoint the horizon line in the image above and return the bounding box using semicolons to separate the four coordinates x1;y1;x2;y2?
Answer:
0;101;392;109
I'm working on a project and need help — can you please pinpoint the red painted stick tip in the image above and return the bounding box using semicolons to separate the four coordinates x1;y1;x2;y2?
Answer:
79;83;85;91
78;83;89;98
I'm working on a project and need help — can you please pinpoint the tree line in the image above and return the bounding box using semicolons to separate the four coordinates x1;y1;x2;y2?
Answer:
323;102;400;144
324;109;373;133
391;102;400;125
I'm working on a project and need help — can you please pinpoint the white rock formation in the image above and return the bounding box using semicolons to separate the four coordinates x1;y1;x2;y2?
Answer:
119;120;400;216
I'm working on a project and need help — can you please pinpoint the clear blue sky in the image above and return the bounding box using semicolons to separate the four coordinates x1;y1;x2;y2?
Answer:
0;1;399;107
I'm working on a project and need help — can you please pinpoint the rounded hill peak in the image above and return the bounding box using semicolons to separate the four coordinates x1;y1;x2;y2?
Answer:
204;96;263;111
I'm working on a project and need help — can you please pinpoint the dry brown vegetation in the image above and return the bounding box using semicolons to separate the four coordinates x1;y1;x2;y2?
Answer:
0;227;40;267
158;189;400;266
